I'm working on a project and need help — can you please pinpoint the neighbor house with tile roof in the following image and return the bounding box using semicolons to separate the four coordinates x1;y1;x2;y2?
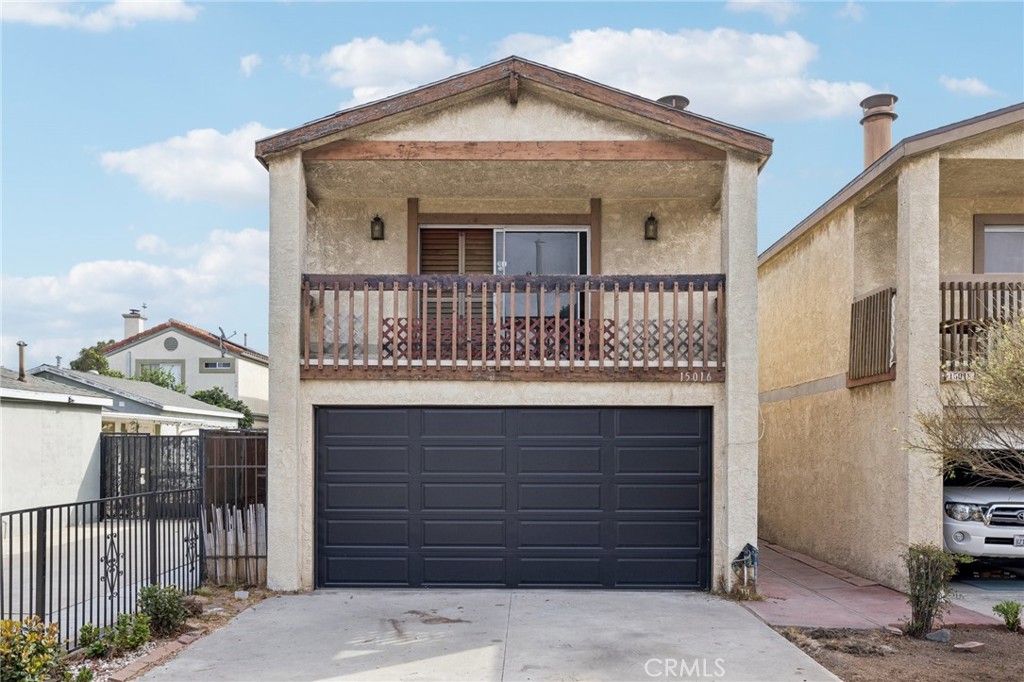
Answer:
101;311;269;427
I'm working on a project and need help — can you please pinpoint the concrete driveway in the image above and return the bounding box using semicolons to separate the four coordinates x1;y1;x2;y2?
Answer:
141;590;837;681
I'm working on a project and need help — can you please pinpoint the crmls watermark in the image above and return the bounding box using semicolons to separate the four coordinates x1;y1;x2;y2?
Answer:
644;657;726;678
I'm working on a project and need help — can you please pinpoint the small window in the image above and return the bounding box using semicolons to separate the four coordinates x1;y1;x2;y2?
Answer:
137;360;184;383
199;357;235;373
974;215;1024;273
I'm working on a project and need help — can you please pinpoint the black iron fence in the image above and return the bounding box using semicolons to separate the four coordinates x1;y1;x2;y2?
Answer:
1;430;267;649
0;489;202;650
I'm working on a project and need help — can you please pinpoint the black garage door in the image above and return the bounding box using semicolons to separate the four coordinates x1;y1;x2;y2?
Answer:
316;407;710;589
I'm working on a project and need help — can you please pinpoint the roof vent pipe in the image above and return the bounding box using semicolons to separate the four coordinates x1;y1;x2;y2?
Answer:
860;94;898;169
17;341;27;382
657;95;689;111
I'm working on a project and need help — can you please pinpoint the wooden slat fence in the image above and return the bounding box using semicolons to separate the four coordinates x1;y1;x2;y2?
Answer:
940;276;1024;373
848;287;896;385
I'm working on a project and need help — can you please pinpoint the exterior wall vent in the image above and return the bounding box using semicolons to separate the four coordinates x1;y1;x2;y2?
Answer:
164;337;179;351
657;95;690;111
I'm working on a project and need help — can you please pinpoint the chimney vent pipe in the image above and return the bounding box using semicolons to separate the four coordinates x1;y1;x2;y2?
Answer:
860;93;898;169
17;341;27;382
123;309;147;339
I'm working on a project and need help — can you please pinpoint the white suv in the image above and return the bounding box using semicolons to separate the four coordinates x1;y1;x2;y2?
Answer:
943;486;1024;559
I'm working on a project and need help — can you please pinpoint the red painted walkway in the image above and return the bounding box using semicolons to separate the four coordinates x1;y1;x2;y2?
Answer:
744;541;1000;629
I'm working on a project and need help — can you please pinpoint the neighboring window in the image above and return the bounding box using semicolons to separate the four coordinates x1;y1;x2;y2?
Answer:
974;215;1024;273
137;360;183;383
200;357;235;373
163;336;179;351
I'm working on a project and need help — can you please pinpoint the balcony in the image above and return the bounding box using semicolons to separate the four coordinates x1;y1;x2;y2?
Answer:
940;275;1024;376
300;274;725;382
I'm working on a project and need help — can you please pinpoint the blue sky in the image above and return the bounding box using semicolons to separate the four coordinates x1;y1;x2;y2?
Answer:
2;1;1022;368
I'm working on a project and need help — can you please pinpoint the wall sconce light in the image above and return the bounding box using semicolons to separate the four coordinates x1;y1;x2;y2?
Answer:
644;213;659;241
370;214;385;240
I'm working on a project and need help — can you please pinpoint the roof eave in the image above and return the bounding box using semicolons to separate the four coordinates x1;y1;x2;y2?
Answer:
255;56;772;165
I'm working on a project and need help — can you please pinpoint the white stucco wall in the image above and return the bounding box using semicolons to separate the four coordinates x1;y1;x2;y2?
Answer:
1;400;103;512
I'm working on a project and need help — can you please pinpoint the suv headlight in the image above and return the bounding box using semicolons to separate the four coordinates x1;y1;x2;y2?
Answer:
944;502;985;522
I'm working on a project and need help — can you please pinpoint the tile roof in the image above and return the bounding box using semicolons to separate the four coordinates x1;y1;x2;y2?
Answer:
101;319;269;364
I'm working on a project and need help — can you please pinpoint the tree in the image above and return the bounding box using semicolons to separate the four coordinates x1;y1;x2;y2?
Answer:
69;339;124;376
191;386;255;429
134;367;186;394
915;317;1024;486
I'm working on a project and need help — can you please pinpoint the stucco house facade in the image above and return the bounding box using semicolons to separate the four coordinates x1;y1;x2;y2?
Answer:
102;313;270;427
31;366;245;436
258;57;771;592
758;99;1024;589
1;367;112;513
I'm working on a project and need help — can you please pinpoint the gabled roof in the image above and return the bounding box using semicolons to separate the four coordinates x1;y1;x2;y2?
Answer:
101;319;269;365
759;101;1024;266
29;366;243;420
0;367;111;407
255;55;772;165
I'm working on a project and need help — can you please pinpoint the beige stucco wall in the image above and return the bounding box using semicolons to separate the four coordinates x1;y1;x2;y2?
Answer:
1;400;103;512
853;183;897;297
938;196;1024;275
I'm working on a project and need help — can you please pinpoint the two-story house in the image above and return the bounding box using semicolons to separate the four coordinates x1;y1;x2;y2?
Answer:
758;98;1024;589
257;57;771;592
102;312;269;427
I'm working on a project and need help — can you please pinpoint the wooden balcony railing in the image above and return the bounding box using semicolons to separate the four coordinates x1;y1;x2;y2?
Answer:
300;274;725;381
940;275;1024;374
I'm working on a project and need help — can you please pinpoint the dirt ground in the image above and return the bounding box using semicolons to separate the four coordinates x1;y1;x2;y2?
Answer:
779;626;1024;682
67;585;269;681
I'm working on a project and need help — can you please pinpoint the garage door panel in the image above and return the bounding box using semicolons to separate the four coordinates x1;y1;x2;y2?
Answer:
518;520;602;548
519;558;603;585
326;483;409;511
616;558;700;586
518;484;602;511
422;483;505;510
317;407;710;589
422;446;505;473
516;409;602;437
615;408;704;438
326;519;409;547
615;447;704;475
327;556;409;585
323;446;411;474
422;520;506;547
617;484;701;511
518;447;602;474
423;557;506;585
616;521;699;549
421;408;505;438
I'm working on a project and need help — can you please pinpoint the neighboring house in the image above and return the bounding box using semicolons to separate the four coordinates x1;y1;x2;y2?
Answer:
256;57;771;591
1;367;111;513
30;366;245;436
758;98;1024;589
102;312;270;427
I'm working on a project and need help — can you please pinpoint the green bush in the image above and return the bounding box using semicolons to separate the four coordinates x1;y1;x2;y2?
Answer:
76;624;107;659
108;614;150;655
903;544;964;637
0;616;65;682
138;585;188;637
993;600;1022;632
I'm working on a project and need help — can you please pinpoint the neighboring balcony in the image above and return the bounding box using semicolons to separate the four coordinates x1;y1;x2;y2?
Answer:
940;275;1024;378
300;274;725;382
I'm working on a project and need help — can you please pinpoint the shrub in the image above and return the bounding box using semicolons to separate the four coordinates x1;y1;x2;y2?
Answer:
139;585;188;637
0;616;65;682
107;613;150;655
76;624;107;659
903;544;964;637
993;600;1022;632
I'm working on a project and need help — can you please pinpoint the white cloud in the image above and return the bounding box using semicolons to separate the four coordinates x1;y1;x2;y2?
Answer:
100;122;280;206
298;36;471;108
939;75;997;97
2;1;198;31
497;28;875;122
410;25;434;38
725;1;801;25
240;53;262;77
837;1;866;22
1;229;269;369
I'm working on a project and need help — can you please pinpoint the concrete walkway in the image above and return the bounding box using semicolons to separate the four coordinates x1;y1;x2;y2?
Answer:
745;542;1003;629
141;590;838;681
